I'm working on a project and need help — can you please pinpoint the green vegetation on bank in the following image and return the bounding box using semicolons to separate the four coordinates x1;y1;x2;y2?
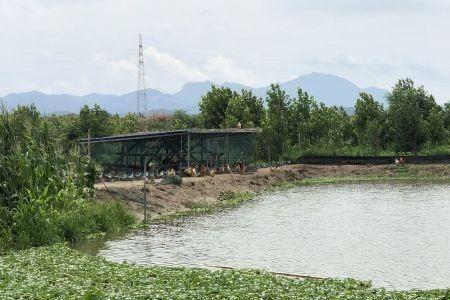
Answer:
270;175;450;192
280;165;450;187
152;190;255;222
0;106;134;253
0;244;448;300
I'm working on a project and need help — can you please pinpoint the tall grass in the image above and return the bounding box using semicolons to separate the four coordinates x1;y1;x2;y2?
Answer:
0;105;134;252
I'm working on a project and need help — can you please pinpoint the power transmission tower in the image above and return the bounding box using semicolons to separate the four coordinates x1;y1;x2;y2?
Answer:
137;34;147;116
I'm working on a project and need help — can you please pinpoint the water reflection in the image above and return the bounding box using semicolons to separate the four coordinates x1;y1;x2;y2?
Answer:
77;182;450;290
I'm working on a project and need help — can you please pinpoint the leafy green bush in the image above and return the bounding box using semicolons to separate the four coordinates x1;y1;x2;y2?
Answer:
0;105;134;252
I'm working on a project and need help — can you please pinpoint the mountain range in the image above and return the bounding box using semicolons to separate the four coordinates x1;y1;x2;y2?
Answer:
1;73;388;115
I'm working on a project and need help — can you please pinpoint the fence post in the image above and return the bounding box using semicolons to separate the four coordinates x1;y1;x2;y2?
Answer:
143;159;147;223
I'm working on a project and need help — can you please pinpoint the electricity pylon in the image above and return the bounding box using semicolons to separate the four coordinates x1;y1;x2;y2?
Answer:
137;34;147;116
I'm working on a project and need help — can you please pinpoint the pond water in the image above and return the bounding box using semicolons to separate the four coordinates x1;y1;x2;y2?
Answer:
78;183;450;290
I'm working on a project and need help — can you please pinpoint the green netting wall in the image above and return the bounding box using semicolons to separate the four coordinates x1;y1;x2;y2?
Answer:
89;132;257;172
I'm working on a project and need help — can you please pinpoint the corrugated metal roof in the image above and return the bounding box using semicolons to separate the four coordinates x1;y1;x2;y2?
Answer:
77;128;260;144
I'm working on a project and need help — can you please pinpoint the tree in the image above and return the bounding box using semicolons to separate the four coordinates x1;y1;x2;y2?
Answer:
288;88;316;147
170;110;199;129
241;90;265;127
110;113;139;135
78;104;111;138
427;106;447;146
353;92;385;154
364;120;384;155
45;113;80;146
387;78;436;154
309;104;350;152
263;84;291;159
13;104;40;125
199;86;237;128
225;90;264;128
443;103;450;130
225;95;251;128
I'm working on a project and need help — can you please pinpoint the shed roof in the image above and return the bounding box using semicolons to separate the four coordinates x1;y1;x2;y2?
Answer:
77;128;260;144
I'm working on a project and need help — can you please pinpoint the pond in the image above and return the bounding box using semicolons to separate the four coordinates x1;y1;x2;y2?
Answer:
78;183;450;290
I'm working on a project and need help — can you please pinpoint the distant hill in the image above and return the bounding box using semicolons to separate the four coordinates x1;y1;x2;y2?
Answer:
1;73;389;115
252;73;388;107
173;81;214;112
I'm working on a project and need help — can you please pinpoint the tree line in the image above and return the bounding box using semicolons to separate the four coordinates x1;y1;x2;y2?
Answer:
199;78;450;159
36;77;450;160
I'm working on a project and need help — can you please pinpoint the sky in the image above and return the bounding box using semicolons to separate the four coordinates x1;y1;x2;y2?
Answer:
1;0;450;103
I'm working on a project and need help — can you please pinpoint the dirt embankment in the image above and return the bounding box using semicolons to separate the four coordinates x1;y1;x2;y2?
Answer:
94;164;450;220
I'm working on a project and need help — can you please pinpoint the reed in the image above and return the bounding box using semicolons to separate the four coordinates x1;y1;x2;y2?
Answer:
0;105;134;252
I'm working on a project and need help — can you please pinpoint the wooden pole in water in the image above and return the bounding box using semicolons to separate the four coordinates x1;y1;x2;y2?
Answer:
207;265;326;280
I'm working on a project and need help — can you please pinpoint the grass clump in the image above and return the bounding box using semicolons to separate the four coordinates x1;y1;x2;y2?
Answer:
0;105;134;252
160;175;183;185
152;191;255;223
0;244;448;300
218;190;254;205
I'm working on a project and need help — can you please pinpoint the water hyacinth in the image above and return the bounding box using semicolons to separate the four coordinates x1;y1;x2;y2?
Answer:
0;245;448;300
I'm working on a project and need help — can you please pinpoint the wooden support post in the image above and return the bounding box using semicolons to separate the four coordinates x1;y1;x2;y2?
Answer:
140;141;144;169
200;136;204;163
207;138;210;166
179;134;183;170
87;128;91;157
187;133;190;166
165;145;169;168
134;144;138;170
216;140;219;167
226;134;230;164
125;142;129;173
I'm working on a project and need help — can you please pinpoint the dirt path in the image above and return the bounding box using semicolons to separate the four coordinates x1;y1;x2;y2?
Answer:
94;164;450;220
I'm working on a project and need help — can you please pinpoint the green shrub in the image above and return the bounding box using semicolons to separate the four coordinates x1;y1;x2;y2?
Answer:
161;175;182;186
0;105;135;252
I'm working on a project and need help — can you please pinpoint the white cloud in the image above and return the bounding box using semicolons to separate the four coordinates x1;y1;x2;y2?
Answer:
109;59;136;74
203;55;259;86
92;54;136;77
144;46;207;82
41;80;74;94
143;47;260;88
36;49;52;60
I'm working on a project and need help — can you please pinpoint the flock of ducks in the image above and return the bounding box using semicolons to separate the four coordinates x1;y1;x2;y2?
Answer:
98;161;292;181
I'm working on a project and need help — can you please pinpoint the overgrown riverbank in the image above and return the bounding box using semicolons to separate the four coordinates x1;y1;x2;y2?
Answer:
0;244;448;300
96;164;450;221
4;164;450;299
0;106;135;253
